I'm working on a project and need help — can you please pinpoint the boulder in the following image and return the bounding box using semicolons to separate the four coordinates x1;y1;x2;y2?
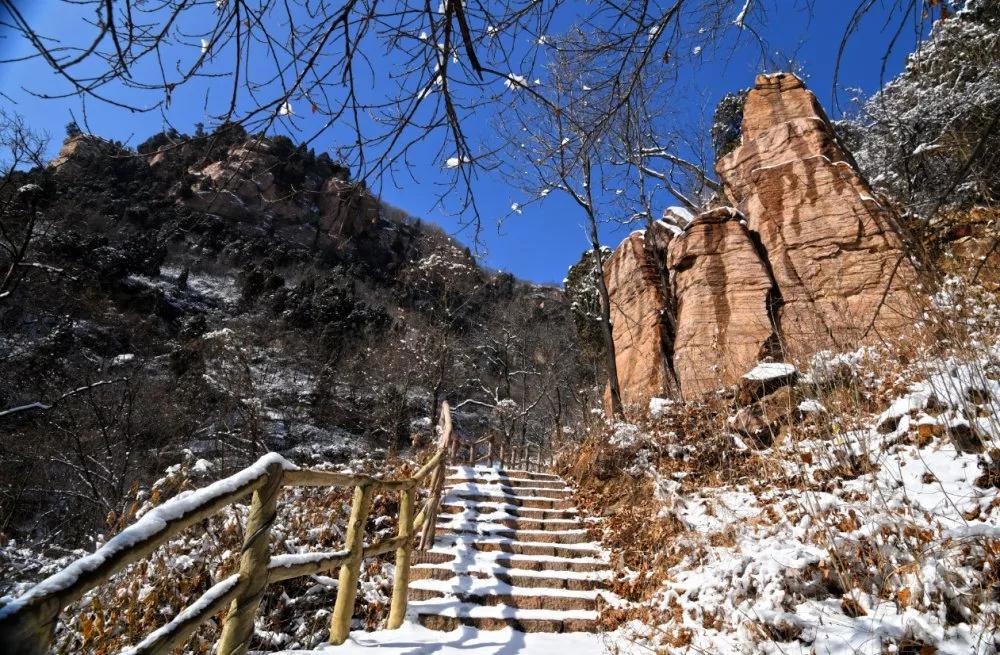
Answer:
667;208;777;399
319;177;381;240
731;385;801;446
602;227;675;407
716;73;922;359
736;362;799;405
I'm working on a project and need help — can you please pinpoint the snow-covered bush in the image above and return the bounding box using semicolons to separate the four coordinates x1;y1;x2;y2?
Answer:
711;88;749;160
853;0;1000;216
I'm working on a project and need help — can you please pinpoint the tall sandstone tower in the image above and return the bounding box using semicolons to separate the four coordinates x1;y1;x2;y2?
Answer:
604;73;922;404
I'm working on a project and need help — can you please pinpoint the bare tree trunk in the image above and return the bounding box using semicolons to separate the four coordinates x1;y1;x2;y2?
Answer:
587;212;624;418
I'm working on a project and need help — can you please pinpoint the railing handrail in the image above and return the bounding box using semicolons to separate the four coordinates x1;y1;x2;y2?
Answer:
452;429;550;473
0;402;457;655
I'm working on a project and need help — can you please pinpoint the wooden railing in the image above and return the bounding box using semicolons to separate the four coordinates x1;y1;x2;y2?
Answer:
0;403;456;655
452;434;549;472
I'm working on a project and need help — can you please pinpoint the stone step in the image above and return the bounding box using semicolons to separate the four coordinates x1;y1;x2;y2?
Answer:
408;587;598;611
412;550;457;566
437;526;591;545
449;467;562;482
447;538;602;559
417;610;598;633
414;466;607;635
444;476;567;490
446;483;574;499
447;492;574;510
439;502;580;521
410;565;609;591
421;549;608;573
438;515;584;532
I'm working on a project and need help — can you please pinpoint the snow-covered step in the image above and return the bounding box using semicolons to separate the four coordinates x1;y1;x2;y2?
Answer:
409;578;602;611
413;599;599;633
445;476;568;490
414;468;610;633
440;536;604;559
438;507;583;530
422;551;609;573
440;501;579;519
457;516;584;532
437;525;592;545
446;492;574;510
411;563;611;588
449;467;563;482
446;482;574;498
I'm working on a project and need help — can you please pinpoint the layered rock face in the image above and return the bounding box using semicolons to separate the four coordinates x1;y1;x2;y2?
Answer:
716;73;921;358
604;73;922;405
602;228;675;406
667;208;777;398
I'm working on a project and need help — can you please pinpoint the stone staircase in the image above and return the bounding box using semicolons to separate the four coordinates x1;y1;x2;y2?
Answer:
407;465;614;633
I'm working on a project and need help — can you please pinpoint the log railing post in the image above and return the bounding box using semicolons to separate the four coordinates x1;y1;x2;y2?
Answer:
418;465;443;550
218;462;284;655
387;487;415;629
0;609;54;655
329;482;375;645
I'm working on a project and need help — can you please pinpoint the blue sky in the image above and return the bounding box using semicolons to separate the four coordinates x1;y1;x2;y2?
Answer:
0;2;927;284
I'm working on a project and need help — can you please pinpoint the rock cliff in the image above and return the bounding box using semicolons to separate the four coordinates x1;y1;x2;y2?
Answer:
717;73;921;359
667;208;777;399
605;73;923;404
602;228;675;406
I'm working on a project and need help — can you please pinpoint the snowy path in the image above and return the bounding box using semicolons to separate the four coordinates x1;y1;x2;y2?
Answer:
268;465;623;654
269;624;617;654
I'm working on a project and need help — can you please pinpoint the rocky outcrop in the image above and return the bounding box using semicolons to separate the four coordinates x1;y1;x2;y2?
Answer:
604;73;923;407
184;138;315;221
49;134;133;177
716;72;921;358
603;227;675;407
667;208;777;399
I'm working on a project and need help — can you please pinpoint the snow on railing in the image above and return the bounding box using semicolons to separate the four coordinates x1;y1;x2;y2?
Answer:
0;403;457;655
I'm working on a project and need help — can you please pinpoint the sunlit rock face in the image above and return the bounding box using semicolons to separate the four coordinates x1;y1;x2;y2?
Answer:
667;208;777;400
716;72;921;360
604;73;923;407
602;227;675;408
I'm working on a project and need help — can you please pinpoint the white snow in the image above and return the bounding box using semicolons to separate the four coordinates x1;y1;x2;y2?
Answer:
734;0;752;28
798;398;826;413
504;73;527;91
664;205;694;222
272;624;627;655
649;397;673;418
743;361;797;381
